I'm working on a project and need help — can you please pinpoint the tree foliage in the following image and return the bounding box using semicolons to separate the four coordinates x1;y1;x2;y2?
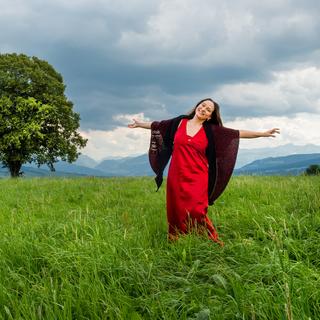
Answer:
0;53;87;177
305;164;320;176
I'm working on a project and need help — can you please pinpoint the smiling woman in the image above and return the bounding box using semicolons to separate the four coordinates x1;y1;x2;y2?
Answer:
128;98;279;244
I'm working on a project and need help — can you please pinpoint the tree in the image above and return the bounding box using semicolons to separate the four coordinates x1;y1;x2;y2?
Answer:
0;53;87;177
305;164;320;176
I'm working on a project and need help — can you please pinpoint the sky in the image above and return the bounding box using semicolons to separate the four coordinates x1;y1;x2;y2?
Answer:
1;0;320;160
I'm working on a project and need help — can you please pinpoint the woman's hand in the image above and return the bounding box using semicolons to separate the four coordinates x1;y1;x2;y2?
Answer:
263;128;280;137
239;128;280;138
127;119;152;129
128;119;140;128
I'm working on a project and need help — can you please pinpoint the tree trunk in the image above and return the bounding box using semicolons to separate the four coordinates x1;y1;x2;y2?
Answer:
8;161;22;178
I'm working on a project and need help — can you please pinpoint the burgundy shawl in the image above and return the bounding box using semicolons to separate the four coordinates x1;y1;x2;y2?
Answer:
149;116;239;205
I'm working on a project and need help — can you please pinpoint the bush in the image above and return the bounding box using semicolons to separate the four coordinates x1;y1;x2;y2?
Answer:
305;164;320;175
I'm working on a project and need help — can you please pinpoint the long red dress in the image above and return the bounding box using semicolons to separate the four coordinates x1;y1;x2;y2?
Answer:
166;119;220;242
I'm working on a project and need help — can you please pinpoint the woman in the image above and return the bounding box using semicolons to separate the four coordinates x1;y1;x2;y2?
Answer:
128;98;279;244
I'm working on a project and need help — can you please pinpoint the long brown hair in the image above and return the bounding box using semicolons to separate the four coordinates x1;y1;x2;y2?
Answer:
187;98;223;126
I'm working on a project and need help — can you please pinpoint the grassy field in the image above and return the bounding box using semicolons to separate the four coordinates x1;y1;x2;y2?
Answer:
0;176;319;319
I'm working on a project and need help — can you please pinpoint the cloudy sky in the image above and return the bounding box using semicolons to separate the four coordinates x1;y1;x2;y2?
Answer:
1;0;320;160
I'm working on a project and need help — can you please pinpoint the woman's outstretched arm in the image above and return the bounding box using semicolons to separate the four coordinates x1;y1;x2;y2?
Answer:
128;119;152;129
239;128;280;138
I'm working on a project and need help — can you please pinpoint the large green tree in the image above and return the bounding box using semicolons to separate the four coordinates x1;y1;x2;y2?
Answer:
0;53;87;177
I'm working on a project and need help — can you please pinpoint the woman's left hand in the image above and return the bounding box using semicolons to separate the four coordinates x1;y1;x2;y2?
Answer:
263;128;280;137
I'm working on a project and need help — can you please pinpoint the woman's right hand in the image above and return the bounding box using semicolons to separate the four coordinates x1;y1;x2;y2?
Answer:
127;119;152;129
128;119;140;128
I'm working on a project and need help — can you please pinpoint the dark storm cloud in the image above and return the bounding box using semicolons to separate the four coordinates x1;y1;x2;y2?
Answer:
46;45;269;129
1;0;320;130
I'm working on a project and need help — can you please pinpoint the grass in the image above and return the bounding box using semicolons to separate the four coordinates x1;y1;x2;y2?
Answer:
0;176;319;319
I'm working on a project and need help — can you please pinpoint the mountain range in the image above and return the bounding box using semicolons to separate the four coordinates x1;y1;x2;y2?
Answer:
234;153;320;175
0;143;319;177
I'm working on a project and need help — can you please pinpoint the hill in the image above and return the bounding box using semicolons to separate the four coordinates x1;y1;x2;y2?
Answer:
0;176;319;318
235;153;320;175
96;154;154;176
236;143;320;168
1;144;319;177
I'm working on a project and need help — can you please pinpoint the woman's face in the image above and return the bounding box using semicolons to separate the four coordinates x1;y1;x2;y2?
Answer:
195;100;214;121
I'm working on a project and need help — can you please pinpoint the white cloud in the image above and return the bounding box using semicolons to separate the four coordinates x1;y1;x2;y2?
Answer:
215;67;320;115
80;111;320;160
113;112;150;125
225;113;320;149
80;113;151;160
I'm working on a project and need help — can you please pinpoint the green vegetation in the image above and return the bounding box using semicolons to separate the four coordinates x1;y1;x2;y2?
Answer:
0;176;319;319
305;164;320;176
0;53;87;177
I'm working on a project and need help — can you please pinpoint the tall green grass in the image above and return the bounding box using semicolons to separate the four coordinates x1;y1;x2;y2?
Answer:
0;176;319;319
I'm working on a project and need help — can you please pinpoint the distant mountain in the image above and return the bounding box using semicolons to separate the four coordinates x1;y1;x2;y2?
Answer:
236;143;320;168
235;153;320;175
0;165;88;178
1;145;320;178
50;162;109;176
75;155;98;168
0;160;108;178
96;154;154;176
93;143;320;176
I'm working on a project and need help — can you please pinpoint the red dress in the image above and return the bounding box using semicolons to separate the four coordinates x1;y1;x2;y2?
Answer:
166;119;220;242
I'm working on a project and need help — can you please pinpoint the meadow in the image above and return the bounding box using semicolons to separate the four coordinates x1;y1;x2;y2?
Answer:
0;176;319;319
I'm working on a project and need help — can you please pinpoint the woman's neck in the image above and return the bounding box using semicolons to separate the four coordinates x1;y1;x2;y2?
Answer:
190;115;206;125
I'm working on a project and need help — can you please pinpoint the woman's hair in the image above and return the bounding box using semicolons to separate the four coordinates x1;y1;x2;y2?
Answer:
187;98;223;126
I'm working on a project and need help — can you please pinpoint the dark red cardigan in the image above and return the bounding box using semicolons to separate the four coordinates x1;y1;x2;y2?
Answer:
149;116;239;205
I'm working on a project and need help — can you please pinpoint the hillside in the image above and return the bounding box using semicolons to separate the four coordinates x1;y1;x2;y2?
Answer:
235;153;320;175
96;154;154;176
1;148;320;178
236;143;320;168
0;176;319;319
